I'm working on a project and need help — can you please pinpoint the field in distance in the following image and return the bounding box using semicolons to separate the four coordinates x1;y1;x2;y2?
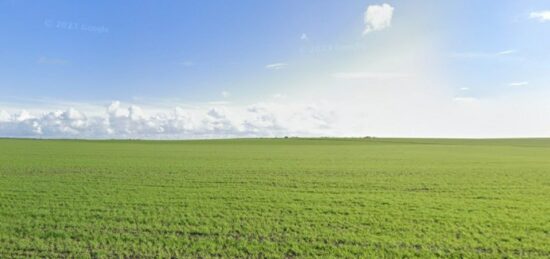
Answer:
0;138;549;257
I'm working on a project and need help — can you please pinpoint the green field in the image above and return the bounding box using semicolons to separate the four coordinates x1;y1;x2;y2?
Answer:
0;138;549;257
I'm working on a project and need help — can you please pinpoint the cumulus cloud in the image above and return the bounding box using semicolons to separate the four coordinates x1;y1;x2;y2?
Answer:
0;108;97;137
221;91;230;98
0;101;336;139
265;63;287;70
2;91;550;139
300;33;308;40
530;11;550;22
0;110;10;121
363;3;394;35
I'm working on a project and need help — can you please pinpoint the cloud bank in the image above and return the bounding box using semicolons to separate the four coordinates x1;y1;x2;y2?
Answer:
0;101;336;139
2;86;550;139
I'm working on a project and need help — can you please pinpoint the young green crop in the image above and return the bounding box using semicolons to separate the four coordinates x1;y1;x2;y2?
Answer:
0;138;549;257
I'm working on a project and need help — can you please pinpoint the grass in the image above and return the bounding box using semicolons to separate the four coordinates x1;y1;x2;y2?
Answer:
0;138;549;257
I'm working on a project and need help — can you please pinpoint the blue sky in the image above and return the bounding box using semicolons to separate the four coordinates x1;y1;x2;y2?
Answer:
2;1;368;101
0;1;549;138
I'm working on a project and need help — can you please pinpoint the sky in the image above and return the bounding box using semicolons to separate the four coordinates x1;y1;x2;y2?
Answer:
0;0;549;139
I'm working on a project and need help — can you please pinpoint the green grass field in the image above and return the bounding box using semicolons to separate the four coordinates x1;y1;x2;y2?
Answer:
0;138;549;257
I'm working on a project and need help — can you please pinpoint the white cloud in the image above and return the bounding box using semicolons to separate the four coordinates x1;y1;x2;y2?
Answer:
450;49;517;59
2;89;550;139
530;11;550;22
0;108;94;137
15;110;33;121
332;72;409;80
265;63;287;70
460;87;470;91
496;49;517;55
508;81;529;87
300;33;308;40
363;3;394;35
221;91;230;98
0;101;336;139
0;110;10;122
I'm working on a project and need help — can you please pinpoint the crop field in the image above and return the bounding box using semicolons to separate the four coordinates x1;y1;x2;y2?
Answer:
0;138;549;257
